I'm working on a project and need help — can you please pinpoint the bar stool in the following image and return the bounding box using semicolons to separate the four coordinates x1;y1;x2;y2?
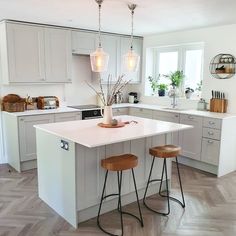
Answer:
97;154;144;236
143;145;185;216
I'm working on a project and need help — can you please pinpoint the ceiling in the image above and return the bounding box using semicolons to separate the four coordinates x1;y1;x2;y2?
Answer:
1;0;236;36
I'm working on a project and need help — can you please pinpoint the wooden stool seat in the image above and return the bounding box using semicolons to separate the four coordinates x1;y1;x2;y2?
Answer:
149;145;181;158
101;154;138;171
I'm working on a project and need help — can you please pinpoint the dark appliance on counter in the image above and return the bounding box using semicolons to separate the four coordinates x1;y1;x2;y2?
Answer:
67;104;102;120
37;96;59;109
128;92;139;103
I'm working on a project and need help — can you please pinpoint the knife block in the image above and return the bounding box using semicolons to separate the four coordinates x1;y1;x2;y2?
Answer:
210;98;228;113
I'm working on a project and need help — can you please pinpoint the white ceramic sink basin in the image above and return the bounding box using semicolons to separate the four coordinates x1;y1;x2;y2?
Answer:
162;107;188;111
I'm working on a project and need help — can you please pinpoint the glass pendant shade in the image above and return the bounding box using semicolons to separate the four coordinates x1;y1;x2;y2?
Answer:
90;47;109;72
123;48;140;72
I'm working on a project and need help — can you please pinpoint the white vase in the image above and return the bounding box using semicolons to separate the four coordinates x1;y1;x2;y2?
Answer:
101;106;113;124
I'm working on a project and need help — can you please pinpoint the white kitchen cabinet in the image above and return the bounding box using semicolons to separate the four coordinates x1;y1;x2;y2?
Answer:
3;111;82;172
179;114;203;161
95;34;120;82
19;115;54;162
129;107;153;119
112;107;129;116
44;28;72;83
120;37;143;83
1;22;45;83
201;138;220;165
54;112;81;122
152;110;180;146
0;21;72;84
72;31;96;55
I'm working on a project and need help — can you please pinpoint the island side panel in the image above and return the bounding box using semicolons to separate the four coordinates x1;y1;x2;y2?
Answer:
36;129;78;228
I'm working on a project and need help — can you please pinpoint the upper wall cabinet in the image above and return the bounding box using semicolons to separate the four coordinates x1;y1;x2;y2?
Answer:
72;31;96;55
120;37;143;84
0;22;72;84
44;28;72;83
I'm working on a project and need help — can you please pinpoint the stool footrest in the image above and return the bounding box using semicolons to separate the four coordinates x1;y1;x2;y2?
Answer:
159;192;185;208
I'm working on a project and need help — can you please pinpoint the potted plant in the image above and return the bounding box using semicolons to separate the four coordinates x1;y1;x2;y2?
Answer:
185;87;194;99
158;83;168;96
148;75;159;96
163;70;185;88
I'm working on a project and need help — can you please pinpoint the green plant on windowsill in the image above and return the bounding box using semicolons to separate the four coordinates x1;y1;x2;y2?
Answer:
163;70;185;88
148;75;160;95
157;83;168;96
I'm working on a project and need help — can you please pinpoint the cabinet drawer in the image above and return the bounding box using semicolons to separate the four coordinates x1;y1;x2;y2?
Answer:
129;107;153;118
202;128;221;140
180;114;202;123
203;118;221;130
153;110;179;121
201;138;220;165
113;108;129;116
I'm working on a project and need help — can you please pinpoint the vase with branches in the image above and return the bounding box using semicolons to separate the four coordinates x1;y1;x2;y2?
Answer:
86;74;130;124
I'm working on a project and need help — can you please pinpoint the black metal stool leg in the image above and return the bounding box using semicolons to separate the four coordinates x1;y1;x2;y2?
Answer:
118;171;124;236
143;156;155;203
175;157;185;208
131;168;144;227
158;160;165;194
163;159;170;215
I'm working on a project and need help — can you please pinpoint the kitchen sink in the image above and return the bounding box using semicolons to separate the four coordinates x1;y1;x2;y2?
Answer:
162;107;188;111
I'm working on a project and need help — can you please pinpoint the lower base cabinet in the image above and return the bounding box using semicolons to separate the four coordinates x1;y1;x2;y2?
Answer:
201;138;220;165
3;111;81;172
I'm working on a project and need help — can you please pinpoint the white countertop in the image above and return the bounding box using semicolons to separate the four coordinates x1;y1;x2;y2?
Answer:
113;103;236;119
34;115;192;148
3;103;236;119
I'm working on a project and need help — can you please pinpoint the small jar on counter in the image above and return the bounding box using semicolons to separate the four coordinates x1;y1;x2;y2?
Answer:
197;98;207;111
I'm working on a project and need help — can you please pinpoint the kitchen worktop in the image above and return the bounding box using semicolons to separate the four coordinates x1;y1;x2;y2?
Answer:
3;103;236;119
34;115;191;148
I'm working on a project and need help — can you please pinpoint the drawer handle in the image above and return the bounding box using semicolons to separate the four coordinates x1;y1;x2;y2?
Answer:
175;115;179;118
188;115;194;119
208;131;214;135
208;140;214;144
209;121;215;125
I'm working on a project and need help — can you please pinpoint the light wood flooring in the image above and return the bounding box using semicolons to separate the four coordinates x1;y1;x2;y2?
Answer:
1;163;236;236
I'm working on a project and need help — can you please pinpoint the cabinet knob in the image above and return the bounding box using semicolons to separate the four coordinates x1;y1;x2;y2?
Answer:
209;121;215;125
208;140;214;144
208;131;214;135
188;115;194;120
175;114;179;118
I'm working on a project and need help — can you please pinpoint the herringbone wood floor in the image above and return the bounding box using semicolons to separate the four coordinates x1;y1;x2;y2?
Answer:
1;163;236;236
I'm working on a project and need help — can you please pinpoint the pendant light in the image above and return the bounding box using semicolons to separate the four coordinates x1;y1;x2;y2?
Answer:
90;0;109;72
123;4;140;72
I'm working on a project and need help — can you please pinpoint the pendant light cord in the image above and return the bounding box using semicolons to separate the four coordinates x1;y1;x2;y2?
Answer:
130;8;134;51
98;3;102;48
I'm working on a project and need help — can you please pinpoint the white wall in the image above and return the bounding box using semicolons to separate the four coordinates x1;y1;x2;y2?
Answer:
140;24;236;113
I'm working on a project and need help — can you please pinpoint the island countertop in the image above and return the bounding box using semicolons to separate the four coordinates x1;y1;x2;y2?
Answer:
34;115;192;148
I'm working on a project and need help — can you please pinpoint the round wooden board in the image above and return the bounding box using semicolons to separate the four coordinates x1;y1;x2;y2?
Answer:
97;122;126;128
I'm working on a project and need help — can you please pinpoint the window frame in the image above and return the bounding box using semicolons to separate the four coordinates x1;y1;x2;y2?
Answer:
152;43;204;97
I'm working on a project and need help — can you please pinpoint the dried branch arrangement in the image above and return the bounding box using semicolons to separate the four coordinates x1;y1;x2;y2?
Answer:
86;74;130;106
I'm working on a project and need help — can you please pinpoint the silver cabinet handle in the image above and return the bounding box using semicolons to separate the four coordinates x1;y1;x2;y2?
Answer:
208;131;214;135
188;115;194;120
209;121;215;125
208;140;214;144
175;114;179;118
19;118;24;121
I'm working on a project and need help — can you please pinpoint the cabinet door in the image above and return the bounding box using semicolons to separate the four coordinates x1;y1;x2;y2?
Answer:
18;114;54;162
45;28;72;83
179;114;203;160
120;37;143;83
201;138;220;165
6;23;45;83
112;108;129;116
153;111;180;146
94;34;120;82
72;31;96;55
54;112;81;122
129;107;153;119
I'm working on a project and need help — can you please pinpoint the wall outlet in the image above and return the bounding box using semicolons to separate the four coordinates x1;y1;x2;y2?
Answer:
60;140;69;151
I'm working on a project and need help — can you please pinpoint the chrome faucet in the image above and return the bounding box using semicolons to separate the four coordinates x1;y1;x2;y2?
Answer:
171;93;177;108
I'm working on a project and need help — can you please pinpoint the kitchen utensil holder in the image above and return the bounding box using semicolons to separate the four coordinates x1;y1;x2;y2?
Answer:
210;98;228;113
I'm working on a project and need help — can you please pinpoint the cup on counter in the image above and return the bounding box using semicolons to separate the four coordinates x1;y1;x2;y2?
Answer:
129;95;135;103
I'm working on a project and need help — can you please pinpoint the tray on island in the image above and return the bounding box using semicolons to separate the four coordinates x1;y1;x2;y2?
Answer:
97;122;126;128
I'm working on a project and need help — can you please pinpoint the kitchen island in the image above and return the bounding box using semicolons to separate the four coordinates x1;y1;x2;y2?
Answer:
34;115;191;228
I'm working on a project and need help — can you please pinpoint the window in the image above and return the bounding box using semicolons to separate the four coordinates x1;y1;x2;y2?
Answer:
146;43;204;97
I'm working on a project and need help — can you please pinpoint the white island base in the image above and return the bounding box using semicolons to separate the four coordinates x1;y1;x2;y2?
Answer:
36;130;172;228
